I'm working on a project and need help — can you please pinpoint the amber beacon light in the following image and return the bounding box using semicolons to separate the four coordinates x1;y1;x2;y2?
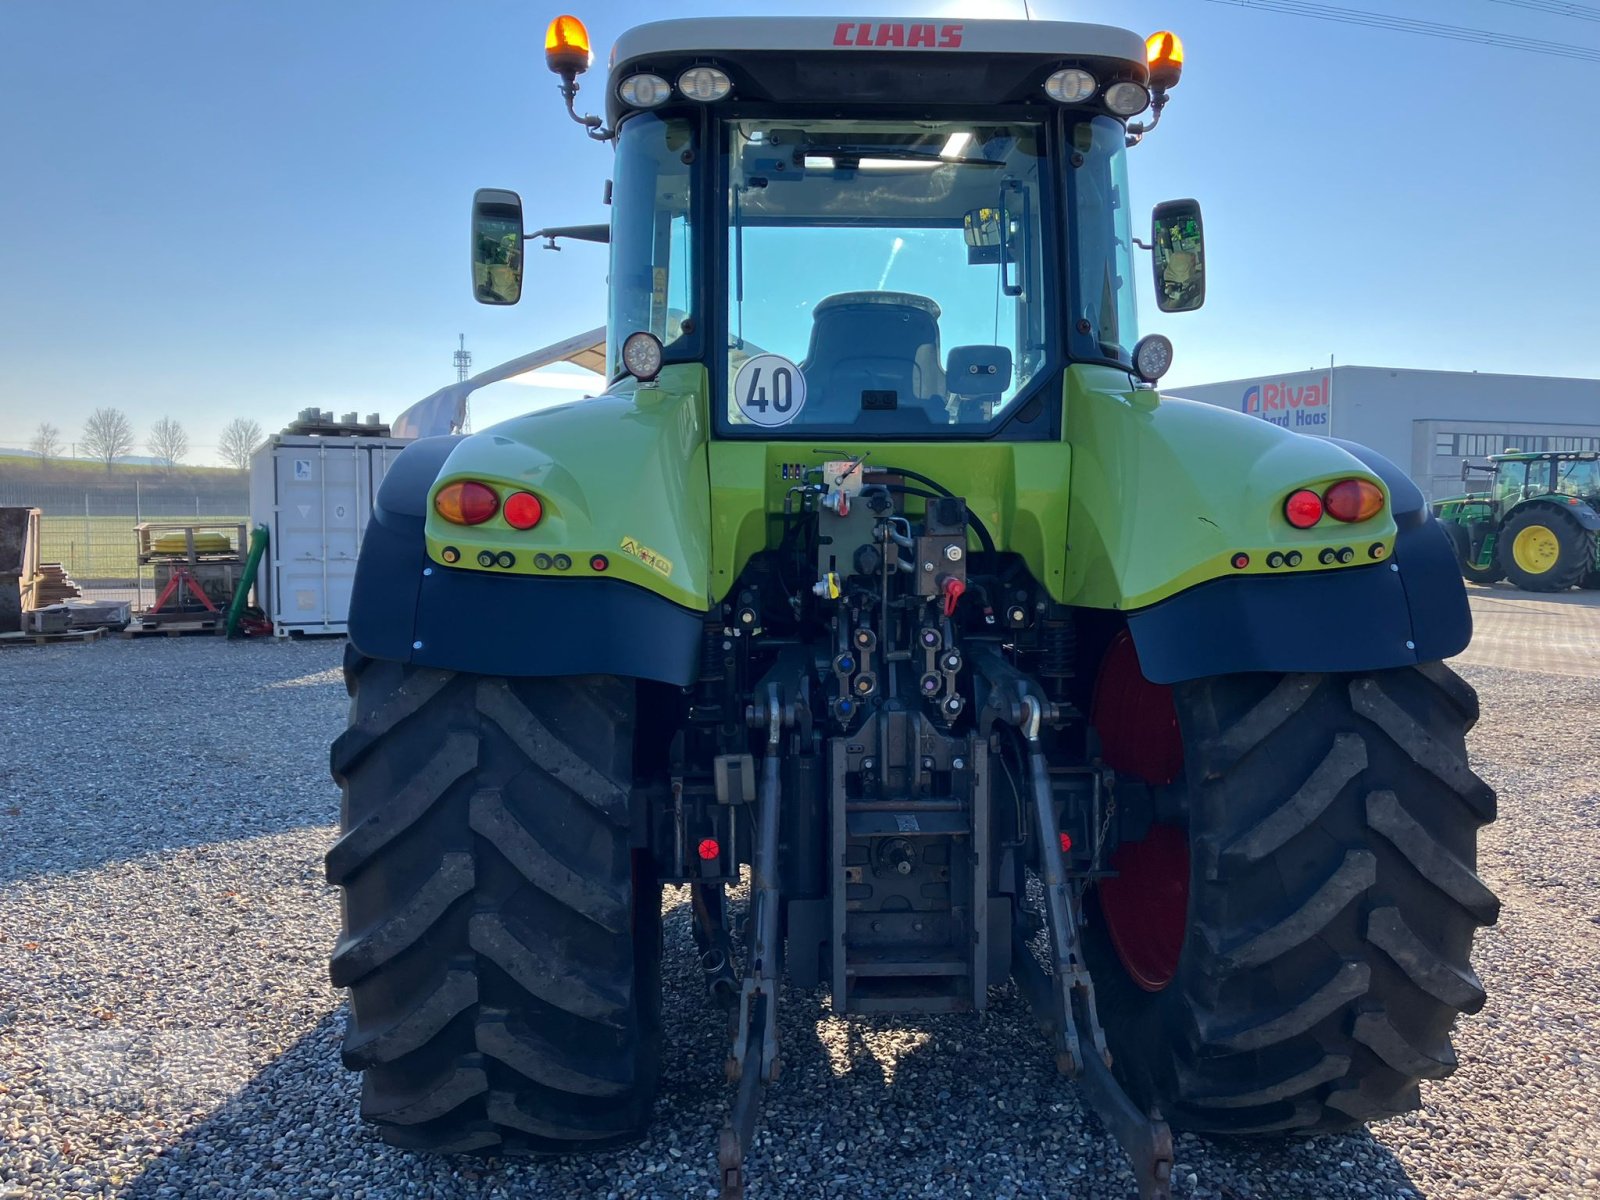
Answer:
545;14;593;77
1146;31;1184;91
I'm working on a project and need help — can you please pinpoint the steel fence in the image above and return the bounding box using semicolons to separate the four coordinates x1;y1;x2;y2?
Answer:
0;479;250;604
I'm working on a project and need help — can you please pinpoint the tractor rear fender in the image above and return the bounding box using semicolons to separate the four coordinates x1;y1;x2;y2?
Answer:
1508;495;1600;532
1058;377;1470;682
346;368;713;684
1123;430;1472;683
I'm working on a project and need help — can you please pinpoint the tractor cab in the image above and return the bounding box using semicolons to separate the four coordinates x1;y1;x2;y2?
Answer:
473;15;1203;427
1482;450;1600;512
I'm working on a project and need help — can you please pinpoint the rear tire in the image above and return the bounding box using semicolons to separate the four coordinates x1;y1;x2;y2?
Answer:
1087;643;1498;1135
1444;523;1504;585
1498;506;1589;591
327;647;662;1154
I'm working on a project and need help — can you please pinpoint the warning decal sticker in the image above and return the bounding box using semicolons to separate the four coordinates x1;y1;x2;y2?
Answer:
620;536;674;577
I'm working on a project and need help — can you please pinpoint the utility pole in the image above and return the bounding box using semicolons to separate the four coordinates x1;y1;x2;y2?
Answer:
454;334;473;433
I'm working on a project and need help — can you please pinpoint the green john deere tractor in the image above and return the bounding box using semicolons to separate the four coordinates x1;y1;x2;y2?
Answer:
1433;449;1600;591
328;16;1497;1200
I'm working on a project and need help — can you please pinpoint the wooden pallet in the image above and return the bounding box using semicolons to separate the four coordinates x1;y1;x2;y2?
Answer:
0;627;107;649
116;620;222;639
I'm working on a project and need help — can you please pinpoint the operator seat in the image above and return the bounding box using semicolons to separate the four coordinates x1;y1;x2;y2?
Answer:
801;292;946;423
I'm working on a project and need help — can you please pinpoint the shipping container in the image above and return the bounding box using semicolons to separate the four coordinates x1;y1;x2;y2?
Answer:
249;435;407;636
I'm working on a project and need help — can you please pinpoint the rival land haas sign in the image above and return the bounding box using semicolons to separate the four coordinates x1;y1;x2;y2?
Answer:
1242;374;1330;432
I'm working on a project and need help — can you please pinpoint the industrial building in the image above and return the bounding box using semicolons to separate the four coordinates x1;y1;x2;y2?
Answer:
1169;366;1600;501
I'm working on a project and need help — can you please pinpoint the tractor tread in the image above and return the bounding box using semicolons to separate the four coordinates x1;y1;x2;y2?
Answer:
1200;961;1371;1052
485;1090;634;1142
1367;905;1486;1012
1351;1010;1456;1080
1350;679;1495;820
1196;674;1320;776
468;912;631;1026
331;667;455;772
326;732;478;884
1366;790;1501;923
467;789;629;933
1206;850;1375;970
1325;1077;1421;1124
476;1012;634;1097
475;680;630;827
341;968;478;1069
1177;1052;1351;1109
1217;733;1367;869
330;851;475;987
1414;661;1480;729
360;1059;490;1125
1173;1100;1323;1135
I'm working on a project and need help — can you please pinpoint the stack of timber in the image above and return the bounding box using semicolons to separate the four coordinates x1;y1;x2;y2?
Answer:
27;563;82;607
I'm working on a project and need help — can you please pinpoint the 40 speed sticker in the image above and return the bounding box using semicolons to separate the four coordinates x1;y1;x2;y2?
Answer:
733;354;807;426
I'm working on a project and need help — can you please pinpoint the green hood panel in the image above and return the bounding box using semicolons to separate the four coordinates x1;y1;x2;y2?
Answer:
419;360;1395;615
422;364;712;611
1063;369;1396;610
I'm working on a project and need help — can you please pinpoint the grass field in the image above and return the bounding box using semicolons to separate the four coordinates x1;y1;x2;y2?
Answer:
0;454;240;483
39;515;248;582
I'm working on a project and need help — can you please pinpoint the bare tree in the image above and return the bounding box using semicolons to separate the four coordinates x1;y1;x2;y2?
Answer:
218;417;264;472
29;422;61;466
148;416;190;471
81;407;134;469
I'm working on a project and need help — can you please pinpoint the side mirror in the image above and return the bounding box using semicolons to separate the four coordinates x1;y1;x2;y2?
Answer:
962;207;1002;264
471;188;524;305
1150;198;1205;313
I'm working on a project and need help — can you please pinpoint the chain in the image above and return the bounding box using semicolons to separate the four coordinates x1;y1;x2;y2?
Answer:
1091;773;1117;875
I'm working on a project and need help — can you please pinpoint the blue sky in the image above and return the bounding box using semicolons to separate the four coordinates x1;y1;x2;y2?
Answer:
0;0;1591;462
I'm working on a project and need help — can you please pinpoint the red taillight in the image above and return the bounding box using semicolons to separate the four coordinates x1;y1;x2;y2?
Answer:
1323;478;1384;523
697;838;721;861
503;490;544;530
434;480;499;525
1284;489;1324;529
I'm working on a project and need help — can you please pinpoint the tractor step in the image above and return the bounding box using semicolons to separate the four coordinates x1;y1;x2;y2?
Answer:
845;950;970;977
828;730;991;1017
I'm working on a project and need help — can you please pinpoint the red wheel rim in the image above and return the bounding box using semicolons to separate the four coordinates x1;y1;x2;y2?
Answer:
1090;630;1190;992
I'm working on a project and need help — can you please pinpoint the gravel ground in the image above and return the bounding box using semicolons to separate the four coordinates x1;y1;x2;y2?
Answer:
1;634;1597;1199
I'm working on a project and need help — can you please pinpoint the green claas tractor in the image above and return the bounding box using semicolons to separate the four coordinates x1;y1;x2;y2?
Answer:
328;15;1498;1199
1433;449;1600;591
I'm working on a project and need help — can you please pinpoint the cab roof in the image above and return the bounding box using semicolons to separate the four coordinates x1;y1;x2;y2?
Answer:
610;17;1147;71
605;18;1150;125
